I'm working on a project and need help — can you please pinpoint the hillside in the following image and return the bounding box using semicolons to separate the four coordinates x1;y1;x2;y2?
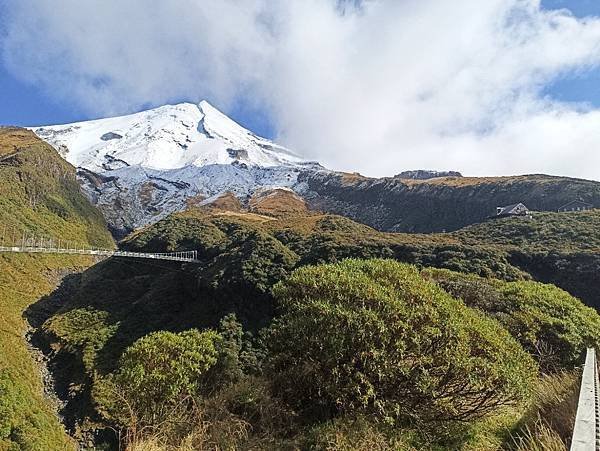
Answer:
39;206;598;377
42;207;600;372
301;171;600;232
450;211;600;306
36;206;596;448
0;127;113;449
2;127;599;448
0;127;114;247
455;210;600;252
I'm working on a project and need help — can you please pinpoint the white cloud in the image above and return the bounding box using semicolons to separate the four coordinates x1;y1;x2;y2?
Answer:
3;0;600;179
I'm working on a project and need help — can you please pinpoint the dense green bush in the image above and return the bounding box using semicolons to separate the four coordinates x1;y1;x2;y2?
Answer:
210;313;268;385
267;259;537;424
111;329;220;424
424;268;600;371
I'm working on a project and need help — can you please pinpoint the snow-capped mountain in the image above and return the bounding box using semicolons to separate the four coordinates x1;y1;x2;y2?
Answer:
34;101;303;171
31;101;323;235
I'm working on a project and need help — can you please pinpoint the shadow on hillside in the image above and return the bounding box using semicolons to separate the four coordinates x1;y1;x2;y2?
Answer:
23;255;273;414
24;272;118;450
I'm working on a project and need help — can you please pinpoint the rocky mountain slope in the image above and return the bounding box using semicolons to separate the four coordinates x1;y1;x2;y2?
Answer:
32;101;322;236
301;171;600;232
31;102;600;236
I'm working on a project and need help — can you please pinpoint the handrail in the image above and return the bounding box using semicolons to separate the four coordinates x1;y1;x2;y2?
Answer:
571;348;599;451
0;245;198;263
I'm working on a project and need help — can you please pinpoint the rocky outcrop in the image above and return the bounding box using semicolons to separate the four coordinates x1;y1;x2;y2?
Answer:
395;170;463;180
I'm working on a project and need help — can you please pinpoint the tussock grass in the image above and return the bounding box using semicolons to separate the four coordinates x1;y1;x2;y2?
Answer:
512;422;566;451
506;371;579;451
0;254;94;450
0;128;114;449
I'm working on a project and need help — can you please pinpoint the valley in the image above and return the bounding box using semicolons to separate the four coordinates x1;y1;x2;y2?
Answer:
0;122;598;450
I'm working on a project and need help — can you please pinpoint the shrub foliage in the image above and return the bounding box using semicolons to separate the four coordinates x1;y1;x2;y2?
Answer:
424;268;600;371
267;259;537;424
112;330;220;424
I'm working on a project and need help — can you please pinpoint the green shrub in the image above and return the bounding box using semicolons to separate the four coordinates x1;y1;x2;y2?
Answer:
424;268;600;371
112;329;220;424
267;259;537;424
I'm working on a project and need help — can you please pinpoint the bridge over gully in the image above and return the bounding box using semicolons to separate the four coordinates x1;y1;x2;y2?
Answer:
4;224;600;449
0;227;198;262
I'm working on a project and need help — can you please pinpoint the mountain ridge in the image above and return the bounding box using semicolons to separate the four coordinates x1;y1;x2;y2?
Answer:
28;102;600;237
32;100;304;171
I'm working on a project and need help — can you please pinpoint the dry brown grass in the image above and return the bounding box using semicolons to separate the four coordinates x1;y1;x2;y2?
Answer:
339;171;372;185
121;377;297;451
175;204;461;246
184;194;207;209
507;371;579;450
122;402;250;451
512;422;567;451
249;188;308;217
213;210;274;222
396;175;553;187
0;127;41;157
202;192;243;212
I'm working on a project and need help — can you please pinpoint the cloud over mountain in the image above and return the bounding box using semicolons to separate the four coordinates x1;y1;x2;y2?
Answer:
3;0;600;178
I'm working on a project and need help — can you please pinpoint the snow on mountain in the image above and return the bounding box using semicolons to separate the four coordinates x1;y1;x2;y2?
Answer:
33;100;303;171
31;101;323;235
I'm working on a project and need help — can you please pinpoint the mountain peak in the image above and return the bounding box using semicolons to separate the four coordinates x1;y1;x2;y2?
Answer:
197;99;215;111
31;100;303;172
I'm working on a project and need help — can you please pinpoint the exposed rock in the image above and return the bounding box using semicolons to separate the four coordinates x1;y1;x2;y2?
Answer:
99;132;123;141
227;148;249;160
395;170;463;180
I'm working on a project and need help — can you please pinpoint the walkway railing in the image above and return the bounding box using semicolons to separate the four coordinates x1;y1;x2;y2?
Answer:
0;229;197;262
571;348;599;451
0;245;197;262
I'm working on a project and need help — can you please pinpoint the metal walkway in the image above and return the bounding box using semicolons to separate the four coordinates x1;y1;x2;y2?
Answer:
0;246;197;262
0;245;197;262
571;348;600;451
0;231;197;262
0;227;198;262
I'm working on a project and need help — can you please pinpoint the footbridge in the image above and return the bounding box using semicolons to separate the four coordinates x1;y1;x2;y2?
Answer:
0;231;197;263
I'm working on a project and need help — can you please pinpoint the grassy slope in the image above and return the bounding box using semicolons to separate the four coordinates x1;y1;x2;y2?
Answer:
47;208;600;374
0;254;94;451
42;209;529;391
0;128;113;449
455;210;600;252
0;128;113;247
53;208;600;369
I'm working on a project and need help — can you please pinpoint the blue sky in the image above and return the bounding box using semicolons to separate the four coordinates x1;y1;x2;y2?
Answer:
542;0;600;105
2;0;600;180
0;61;276;137
0;0;596;139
